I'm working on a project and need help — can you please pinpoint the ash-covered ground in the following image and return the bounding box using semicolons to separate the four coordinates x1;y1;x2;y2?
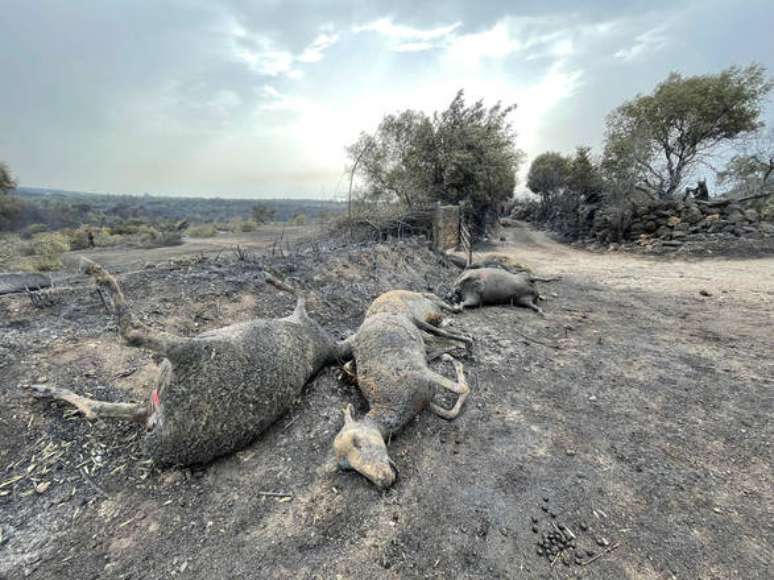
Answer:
0;227;771;579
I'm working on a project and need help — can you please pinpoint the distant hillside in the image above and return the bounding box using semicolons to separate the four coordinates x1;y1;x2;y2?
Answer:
11;187;345;230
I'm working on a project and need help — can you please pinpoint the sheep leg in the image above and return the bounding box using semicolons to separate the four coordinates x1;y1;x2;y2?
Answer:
421;292;462;313
264;271;297;295
428;354;470;420
413;318;472;347
459;293;481;309
25;384;149;423
517;294;543;315
79;258;188;356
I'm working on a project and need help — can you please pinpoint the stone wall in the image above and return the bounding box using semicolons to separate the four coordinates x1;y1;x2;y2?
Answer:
432;204;460;251
592;198;774;251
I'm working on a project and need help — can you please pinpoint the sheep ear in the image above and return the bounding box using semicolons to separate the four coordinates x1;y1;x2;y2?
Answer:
343;404;354;424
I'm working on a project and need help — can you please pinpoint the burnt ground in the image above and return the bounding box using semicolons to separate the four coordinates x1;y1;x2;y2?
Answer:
0;224;772;579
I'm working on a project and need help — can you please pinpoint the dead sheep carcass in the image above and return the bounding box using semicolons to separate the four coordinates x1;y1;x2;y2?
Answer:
453;267;557;314
26;259;350;467
334;290;472;489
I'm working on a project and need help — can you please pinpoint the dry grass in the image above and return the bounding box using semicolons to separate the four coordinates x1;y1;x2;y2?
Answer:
185;224;218;238
11;232;71;271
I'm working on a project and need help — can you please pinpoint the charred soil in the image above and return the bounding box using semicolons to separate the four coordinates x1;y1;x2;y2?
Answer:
0;226;772;579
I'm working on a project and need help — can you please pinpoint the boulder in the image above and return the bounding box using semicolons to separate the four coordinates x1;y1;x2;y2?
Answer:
743;208;760;223
666;216;682;227
683;204;704;224
721;203;740;214
656;225;672;238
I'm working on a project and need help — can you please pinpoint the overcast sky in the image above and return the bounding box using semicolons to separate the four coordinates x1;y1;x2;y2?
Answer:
1;0;772;199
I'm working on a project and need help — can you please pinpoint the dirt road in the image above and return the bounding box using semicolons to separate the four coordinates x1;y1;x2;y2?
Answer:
493;221;774;300
1;225;772;579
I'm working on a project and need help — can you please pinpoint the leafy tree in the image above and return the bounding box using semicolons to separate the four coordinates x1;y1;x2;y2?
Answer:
717;128;774;196
1;162;16;194
347;110;433;209
430;92;523;224
0;162;24;230
253;204;276;224
567;146;603;203
602;64;773;198
348;90;524;232
527;151;571;209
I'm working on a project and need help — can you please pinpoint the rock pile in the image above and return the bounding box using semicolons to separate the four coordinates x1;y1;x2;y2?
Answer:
592;199;773;251
510;196;774;254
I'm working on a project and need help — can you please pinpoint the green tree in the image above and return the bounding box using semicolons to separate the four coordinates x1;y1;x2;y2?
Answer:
602;64;773;198
0;162;23;230
567;146;603;202
253;204;276;224
527;151;571;209
717;128;774;196
348;90;524;232
289;213;307;226
347;110;435;208
1;162;17;195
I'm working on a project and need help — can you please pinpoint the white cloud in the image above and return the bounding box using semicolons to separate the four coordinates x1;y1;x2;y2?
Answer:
441;17;590;69
235;37;297;76
258;85;316;112
230;22;338;77
353;17;461;52
614;23;669;62
261;85;281;99
298;32;339;63
444;20;523;64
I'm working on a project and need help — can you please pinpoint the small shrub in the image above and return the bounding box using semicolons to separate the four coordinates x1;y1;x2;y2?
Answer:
226;218;258;232
238;220;258;232
94;230;123;247
140;228;182;248
108;221;132;235
186;224;217;238
20;223;48;240
289;214;307;226
16;232;70;271
158;230;183;246
67;227;91;250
